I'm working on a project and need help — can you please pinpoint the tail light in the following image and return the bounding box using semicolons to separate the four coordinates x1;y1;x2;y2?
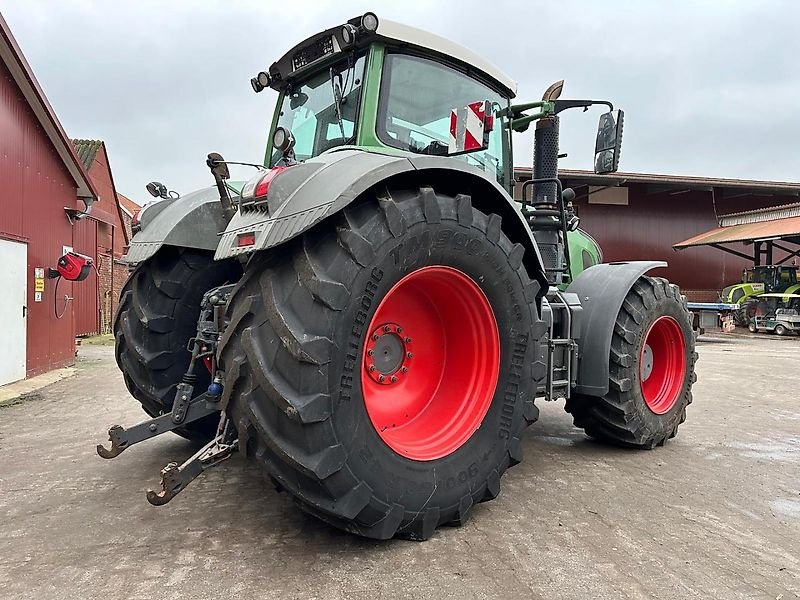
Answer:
241;167;287;203
131;209;141;233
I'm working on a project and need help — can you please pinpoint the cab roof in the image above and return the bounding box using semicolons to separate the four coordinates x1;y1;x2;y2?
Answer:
267;15;517;98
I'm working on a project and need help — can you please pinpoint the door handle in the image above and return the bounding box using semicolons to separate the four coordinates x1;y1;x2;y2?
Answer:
22;305;27;318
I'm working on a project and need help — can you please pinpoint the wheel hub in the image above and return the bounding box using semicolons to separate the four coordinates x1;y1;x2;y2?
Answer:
361;266;500;461
640;316;686;415
365;323;411;385
641;344;654;381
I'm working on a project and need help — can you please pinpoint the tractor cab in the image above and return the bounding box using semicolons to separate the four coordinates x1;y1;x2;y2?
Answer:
253;14;621;190
743;265;798;291
248;12;621;284
256;13;516;188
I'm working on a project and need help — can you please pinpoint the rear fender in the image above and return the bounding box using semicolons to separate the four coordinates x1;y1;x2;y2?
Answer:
567;261;668;396
215;149;548;291
124;186;228;264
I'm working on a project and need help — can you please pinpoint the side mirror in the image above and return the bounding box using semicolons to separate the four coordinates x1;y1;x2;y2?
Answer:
146;181;168;199
448;100;494;156
207;152;230;180
594;109;624;174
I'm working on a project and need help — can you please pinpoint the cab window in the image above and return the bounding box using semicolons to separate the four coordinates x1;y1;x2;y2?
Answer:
377;53;508;187
270;55;365;166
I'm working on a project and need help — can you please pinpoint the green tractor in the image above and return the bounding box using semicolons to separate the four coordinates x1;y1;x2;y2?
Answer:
102;13;697;540
721;265;800;325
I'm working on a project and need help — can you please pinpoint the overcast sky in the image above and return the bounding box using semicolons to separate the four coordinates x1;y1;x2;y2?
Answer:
2;1;799;205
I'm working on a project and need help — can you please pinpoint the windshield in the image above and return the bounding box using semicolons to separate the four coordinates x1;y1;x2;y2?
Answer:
269;55;366;166
377;53;509;187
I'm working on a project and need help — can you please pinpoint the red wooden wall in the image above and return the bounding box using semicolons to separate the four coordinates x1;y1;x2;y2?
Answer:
0;59;82;376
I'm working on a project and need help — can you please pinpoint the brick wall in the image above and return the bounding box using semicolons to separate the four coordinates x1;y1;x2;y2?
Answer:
121;211;133;243
96;251;130;333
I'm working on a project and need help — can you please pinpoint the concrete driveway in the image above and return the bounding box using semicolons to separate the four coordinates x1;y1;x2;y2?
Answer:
0;334;798;599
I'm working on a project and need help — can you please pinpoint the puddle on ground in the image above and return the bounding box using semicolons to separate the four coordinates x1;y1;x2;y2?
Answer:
728;437;800;462
770;498;800;519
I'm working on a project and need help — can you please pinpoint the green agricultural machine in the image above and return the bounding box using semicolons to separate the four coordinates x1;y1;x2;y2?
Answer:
721;265;800;324
100;13;697;540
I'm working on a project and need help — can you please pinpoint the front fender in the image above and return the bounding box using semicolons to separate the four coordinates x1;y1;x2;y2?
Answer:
124;186;228;264
567;261;668;396
214;150;547;290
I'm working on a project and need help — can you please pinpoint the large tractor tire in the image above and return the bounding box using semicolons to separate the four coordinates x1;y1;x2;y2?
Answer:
218;187;545;540
114;247;241;440
565;276;697;449
735;298;758;327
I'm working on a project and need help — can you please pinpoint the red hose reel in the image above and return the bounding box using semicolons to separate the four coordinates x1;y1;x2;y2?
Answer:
47;251;93;282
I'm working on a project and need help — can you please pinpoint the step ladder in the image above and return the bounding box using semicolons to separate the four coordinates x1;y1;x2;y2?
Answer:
545;289;576;401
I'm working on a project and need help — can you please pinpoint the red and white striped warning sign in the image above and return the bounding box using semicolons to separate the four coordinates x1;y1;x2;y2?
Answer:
449;100;493;155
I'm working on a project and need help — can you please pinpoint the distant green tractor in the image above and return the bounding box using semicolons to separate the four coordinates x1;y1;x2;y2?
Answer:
722;266;800;324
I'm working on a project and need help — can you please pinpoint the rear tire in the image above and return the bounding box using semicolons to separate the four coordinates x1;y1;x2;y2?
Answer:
218;187;545;539
565;276;697;448
114;247;241;440
775;324;787;336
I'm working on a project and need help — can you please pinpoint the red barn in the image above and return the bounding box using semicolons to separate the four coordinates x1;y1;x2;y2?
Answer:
0;13;98;384
71;139;131;335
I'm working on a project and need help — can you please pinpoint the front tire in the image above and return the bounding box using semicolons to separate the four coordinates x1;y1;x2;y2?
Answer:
565;276;697;448
218;187;545;540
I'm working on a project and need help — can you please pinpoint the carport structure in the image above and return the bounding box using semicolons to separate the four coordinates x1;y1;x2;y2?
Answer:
674;202;800;266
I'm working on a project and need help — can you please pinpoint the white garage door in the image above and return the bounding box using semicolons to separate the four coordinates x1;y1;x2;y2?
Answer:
0;239;27;386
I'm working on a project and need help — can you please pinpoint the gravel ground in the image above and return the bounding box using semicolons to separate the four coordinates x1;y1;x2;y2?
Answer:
0;333;798;599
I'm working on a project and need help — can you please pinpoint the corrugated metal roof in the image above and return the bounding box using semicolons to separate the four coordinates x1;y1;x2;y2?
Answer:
0;13;97;205
719;202;800;226
674;216;800;248
514;167;800;196
71;139;102;171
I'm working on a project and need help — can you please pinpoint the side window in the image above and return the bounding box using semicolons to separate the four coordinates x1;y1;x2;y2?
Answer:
378;53;507;186
731;288;745;304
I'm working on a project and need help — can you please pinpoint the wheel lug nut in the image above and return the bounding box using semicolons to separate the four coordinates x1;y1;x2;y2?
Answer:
406;352;413;359
378;375;385;382
367;349;374;356
405;337;412;343
396;326;403;333
373;334;379;341
401;367;408;373
369;365;376;372
384;325;391;333
390;376;397;383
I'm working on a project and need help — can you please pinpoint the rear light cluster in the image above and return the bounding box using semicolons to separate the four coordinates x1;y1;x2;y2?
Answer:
237;232;257;247
241;167;287;203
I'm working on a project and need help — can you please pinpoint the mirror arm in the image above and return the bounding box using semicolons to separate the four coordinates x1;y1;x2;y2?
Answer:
206;153;236;220
510;111;549;132
508;99;615;131
553;99;614;114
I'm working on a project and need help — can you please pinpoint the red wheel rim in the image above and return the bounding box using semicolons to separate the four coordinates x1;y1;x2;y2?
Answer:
640;316;686;414
361;266;500;461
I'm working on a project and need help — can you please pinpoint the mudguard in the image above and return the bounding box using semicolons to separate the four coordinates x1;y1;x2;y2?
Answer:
214;149;547;287
567;260;668;396
124;187;229;264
